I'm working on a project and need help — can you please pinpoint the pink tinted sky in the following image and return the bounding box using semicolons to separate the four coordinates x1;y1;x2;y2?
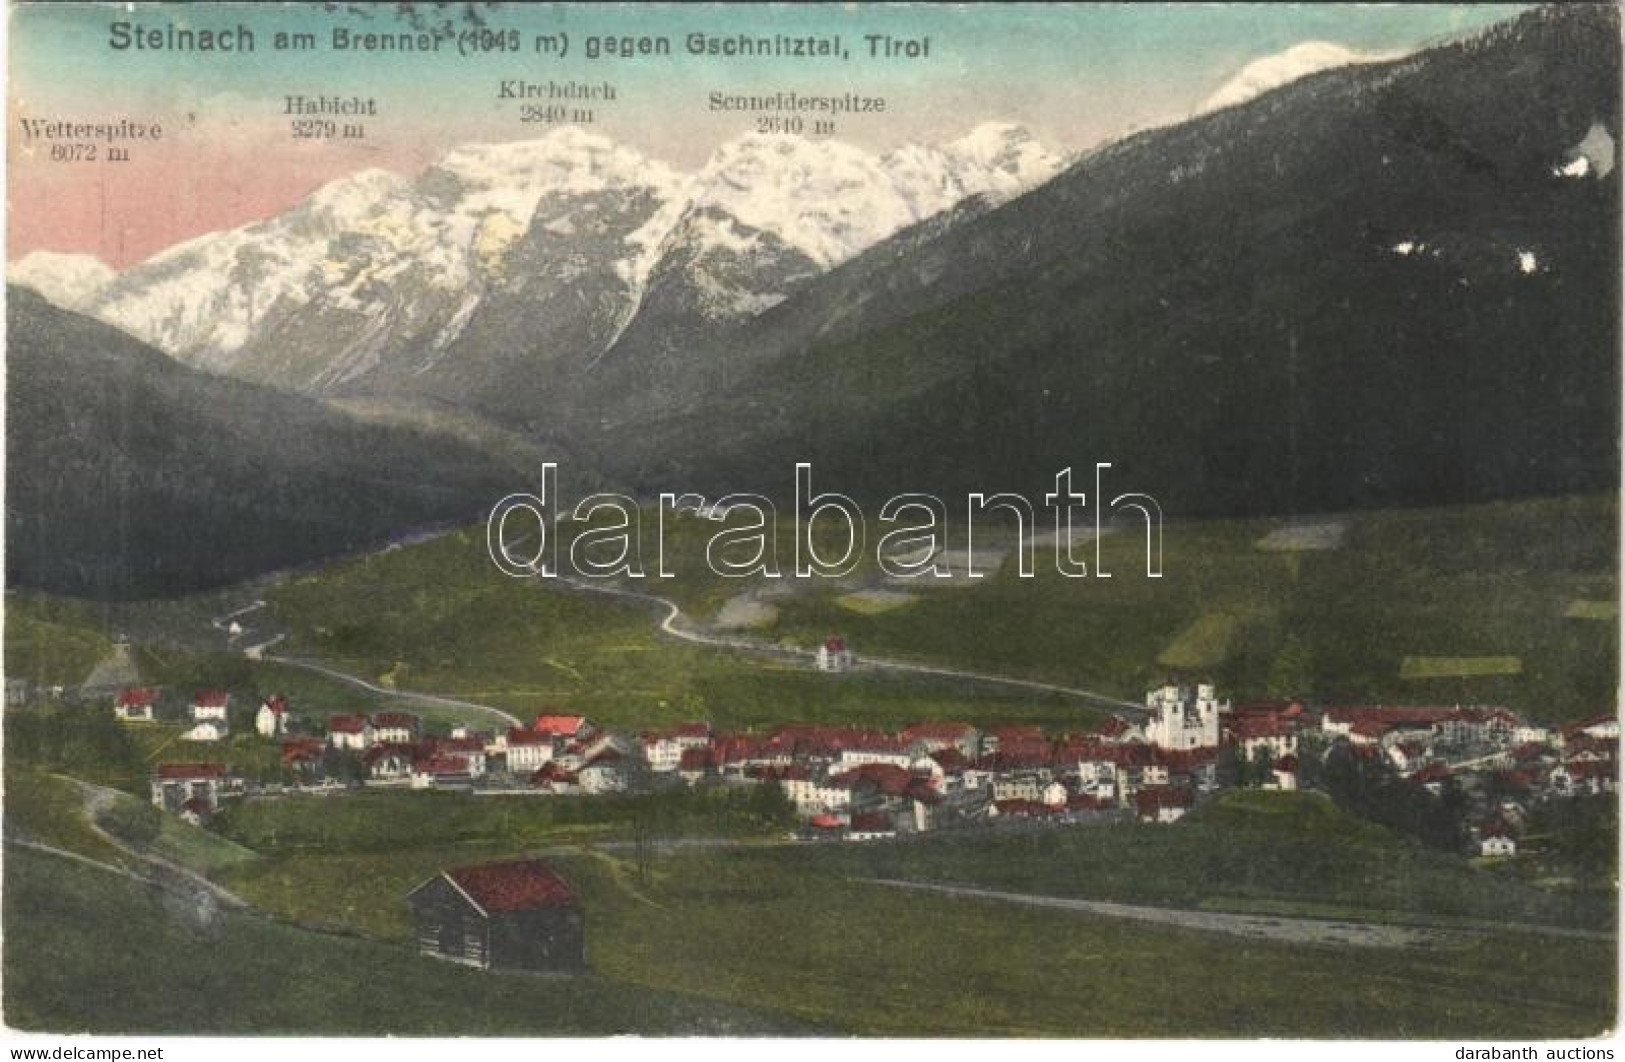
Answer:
7;3;1521;270
8;107;448;267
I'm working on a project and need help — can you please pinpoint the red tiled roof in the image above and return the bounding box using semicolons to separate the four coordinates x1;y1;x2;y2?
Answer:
280;736;324;758
1226;716;1296;740
1231;700;1294;717
899;721;973;744
262;695;289;714
327;713;369;734
987;724;1046;743
432;737;486;755
678;747;712;771
824;636;847;652
1157;747;1219;772
506;726;549;746
1564;713;1620;737
533;713;587;737
767;724;902;757
372;712;420;730
414;754;468;775
445;859;578;912
995;799;1055;817
363;742;419;765
930;748;969;772
117;687;159;708
154;762;226;779
530;763;576;785
192;688;229;708
829;763;913;797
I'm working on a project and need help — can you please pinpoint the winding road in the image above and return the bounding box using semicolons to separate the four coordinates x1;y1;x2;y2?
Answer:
208;602;523;729
552;573;1146;714
264;656;523;729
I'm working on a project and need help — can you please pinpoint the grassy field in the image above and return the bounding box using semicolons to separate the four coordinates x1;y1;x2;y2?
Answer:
3;769;134;869
1399;655;1524;679
8;761;1614;1036
2;845;807;1035
798;790;1615;930
197;791;1616;1036
564;842;1613;1038
257;526;1109;732
4;592;113;687
251;493;1618;728
9;493;1613;734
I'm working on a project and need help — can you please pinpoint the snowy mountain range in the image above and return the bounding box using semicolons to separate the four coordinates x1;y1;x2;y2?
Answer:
1197;40;1402;115
7;251;116;313
10;123;1065;398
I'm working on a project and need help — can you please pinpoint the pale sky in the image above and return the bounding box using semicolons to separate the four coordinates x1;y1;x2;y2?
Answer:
7;2;1525;267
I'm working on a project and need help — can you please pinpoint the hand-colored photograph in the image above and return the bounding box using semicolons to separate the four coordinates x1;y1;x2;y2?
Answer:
3;0;1618;1040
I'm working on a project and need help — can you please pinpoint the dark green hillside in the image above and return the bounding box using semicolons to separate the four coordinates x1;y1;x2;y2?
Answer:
569;4;1619;516
5;287;523;599
3;846;803;1034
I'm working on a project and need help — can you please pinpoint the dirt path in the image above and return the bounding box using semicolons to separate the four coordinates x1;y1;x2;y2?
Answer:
69;778;250;910
859;879;1459;949
261;654;524;729
554;575;1146;714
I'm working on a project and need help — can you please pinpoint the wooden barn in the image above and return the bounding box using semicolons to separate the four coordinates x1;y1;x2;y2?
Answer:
406;859;585;973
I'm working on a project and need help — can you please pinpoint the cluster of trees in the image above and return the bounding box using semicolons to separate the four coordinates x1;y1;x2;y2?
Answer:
5;708;143;785
1218;745;1287;789
1317;741;1468;851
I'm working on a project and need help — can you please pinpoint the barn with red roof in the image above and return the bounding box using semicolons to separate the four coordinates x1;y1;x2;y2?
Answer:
406;859;584;972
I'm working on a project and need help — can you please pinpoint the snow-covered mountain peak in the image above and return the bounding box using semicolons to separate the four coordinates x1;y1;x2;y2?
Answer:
945;122;1053;171
7;251;116;311
1199;41;1399;114
81;122;1069;388
438;128;683;196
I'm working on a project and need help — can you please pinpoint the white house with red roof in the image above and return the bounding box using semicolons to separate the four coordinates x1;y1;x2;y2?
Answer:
1224;715;1299;760
191;689;230;722
431;736;489;777
364;744;417;782
256;695;291;737
503;727;555;773
150;762;227;813
372;712;421;744
781;769;855;815
114;687;159;723
1566;713;1621;744
529;762;581;794
899;721;981;759
642;722;712;772
412;754;473;790
815;635;854;672
1135;785;1195;823
327;713;373;750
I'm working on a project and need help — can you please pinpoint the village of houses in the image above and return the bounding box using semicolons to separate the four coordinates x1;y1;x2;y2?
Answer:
126;637;1619;862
